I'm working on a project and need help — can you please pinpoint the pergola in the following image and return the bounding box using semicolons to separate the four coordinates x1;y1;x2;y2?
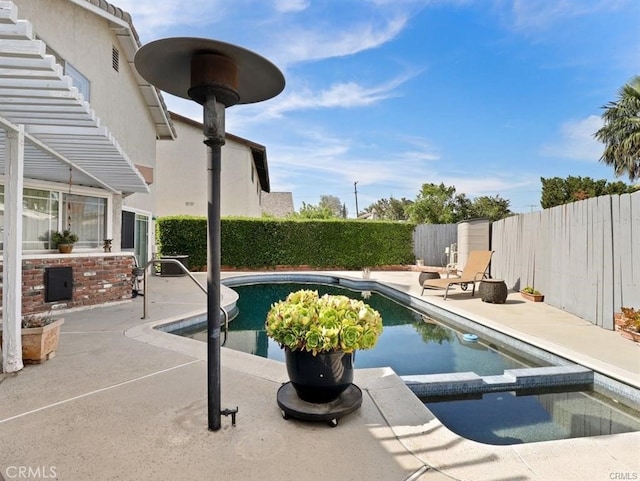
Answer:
0;1;169;372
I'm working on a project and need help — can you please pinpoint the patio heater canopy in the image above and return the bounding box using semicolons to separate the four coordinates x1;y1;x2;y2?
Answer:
133;37;285;105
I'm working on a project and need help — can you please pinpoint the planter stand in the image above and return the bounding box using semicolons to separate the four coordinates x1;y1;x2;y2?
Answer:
277;382;362;427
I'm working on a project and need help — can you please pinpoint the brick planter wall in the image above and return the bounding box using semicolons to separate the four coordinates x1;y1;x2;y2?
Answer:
0;253;136;316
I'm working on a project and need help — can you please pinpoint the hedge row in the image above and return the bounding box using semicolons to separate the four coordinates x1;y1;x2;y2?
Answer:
156;216;415;270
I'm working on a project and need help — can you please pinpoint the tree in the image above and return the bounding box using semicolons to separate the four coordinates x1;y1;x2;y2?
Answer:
288;195;346;219
594;75;640;181
319;195;343;218
340;203;348;219
291;202;336;219
408;183;471;224
540;176;637;208
470;195;512;221
365;197;413;221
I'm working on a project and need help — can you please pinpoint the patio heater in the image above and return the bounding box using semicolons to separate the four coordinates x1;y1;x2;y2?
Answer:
134;38;284;431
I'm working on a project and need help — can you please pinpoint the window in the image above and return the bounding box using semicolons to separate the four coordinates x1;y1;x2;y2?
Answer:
65;62;90;101
63;193;107;249
23;188;59;250
0;185;107;251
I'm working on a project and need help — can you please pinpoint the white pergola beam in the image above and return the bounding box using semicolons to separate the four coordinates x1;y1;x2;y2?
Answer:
2;123;24;373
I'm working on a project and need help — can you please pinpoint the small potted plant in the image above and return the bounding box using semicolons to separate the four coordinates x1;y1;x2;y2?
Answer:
616;307;640;342
0;314;65;363
266;289;383;404
51;229;79;253
520;286;544;302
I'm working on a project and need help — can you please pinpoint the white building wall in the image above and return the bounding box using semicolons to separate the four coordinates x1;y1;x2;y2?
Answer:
155;115;264;218
13;0;158;215
222;141;262;217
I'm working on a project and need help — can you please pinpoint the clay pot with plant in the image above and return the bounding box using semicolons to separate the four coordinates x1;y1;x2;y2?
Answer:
51;229;79;253
0;314;65;363
616;307;640;342
265;289;383;404
520;286;544;302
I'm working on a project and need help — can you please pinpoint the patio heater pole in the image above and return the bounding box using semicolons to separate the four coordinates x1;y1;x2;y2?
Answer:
202;94;225;430
134;38;284;431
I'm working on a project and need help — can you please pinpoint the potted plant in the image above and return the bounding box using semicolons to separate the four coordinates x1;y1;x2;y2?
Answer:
0;314;64;363
51;229;79;253
266;289;383;403
615;307;640;342
520;286;544;302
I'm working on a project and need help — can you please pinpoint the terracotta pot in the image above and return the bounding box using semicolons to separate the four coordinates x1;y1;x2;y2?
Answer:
0;319;64;363
520;290;544;302
58;244;73;253
615;313;640;342
619;328;640;343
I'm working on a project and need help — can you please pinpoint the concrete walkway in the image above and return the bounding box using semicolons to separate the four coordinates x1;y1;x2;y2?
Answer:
1;270;638;481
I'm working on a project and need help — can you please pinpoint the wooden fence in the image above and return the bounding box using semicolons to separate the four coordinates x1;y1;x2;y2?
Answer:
491;192;639;329
413;223;457;268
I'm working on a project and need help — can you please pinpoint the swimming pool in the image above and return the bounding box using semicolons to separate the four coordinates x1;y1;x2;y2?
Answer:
166;276;640;444
175;282;544;376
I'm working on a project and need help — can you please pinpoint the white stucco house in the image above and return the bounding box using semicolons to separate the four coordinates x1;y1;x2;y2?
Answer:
0;0;175;372
155;112;271;218
2;0;175;258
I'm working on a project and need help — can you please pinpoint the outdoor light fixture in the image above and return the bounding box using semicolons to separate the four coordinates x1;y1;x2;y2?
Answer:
134;38;284;431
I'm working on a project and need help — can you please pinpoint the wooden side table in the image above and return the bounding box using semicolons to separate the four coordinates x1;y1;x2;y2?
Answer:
479;279;508;304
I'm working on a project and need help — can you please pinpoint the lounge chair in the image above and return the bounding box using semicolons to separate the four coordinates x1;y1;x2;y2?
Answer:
421;250;494;299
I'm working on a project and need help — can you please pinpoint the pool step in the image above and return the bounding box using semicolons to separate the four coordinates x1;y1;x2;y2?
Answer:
403;365;594;397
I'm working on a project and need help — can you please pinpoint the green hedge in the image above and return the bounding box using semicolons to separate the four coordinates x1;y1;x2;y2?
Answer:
156;216;208;270
156;216;415;270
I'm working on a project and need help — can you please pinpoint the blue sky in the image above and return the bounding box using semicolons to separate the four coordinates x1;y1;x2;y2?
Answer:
118;0;639;215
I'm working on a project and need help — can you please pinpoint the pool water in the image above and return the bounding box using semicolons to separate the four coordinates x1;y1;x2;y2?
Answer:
423;389;640;445
177;282;542;376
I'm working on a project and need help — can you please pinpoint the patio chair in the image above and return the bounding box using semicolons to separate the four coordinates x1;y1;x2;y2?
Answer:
421;250;494;300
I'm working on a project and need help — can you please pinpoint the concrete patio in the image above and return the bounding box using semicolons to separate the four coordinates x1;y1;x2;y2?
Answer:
1;270;638;480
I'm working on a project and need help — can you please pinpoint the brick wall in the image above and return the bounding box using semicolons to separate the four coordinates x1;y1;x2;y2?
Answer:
0;254;136;316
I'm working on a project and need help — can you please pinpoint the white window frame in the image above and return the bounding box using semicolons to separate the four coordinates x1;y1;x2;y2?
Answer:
0;177;112;254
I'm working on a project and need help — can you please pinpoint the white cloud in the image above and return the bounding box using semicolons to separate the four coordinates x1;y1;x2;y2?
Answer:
115;0;228;39
119;0;412;65
270;78;406;116
267;15;409;66
273;0;310;13
225;72;416;124
540;115;604;161
505;0;629;32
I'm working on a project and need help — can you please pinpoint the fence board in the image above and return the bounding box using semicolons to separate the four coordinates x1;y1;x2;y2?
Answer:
413;224;457;267
489;191;639;329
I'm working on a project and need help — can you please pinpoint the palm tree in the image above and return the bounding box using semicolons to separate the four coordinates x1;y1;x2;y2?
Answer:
594;75;640;181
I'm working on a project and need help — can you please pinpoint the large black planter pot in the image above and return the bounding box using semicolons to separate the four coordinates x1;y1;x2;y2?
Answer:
285;349;354;403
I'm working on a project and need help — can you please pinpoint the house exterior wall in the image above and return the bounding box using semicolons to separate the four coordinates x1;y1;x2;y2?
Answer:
155;116;264;218
0;254;136;316
13;0;157;214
